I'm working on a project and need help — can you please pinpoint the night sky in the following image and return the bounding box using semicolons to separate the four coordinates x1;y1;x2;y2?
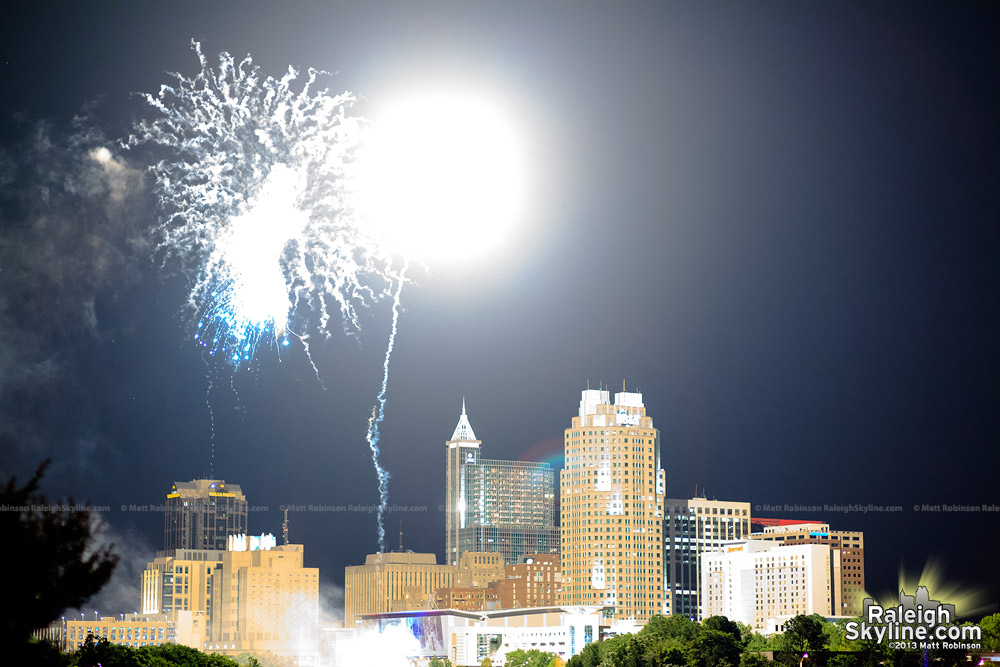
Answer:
1;2;997;618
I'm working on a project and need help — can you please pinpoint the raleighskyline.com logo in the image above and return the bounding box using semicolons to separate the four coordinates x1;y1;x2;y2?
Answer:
844;587;982;651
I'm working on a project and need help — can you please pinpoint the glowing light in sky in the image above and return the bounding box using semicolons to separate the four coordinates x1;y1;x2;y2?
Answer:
355;93;525;260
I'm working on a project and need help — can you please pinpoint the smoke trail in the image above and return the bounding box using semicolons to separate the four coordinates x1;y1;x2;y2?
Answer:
366;265;406;553
205;372;215;478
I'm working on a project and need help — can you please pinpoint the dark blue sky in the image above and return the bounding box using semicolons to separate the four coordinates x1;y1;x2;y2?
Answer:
1;2;997;616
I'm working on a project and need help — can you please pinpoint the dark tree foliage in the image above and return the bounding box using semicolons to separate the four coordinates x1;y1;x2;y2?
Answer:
687;629;742;667
567;612;991;667
702;616;744;647
740;653;771;667
781;615;826;654
75;636;242;666
640;614;700;643
0;460;119;659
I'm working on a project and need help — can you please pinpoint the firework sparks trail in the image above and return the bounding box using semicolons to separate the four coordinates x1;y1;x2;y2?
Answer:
366;265;406;553
131;41;409;550
130;41;401;364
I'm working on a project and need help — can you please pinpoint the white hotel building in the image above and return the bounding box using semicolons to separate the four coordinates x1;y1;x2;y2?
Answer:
701;540;832;633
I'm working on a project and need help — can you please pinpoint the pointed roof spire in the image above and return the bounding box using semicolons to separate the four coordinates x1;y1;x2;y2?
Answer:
451;399;477;442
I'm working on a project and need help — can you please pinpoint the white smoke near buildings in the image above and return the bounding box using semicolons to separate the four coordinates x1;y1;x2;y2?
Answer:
69;519;156;618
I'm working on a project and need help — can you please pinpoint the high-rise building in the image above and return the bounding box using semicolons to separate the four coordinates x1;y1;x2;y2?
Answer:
210;544;319;661
702;539;832;632
749;522;866;616
164;479;248;551
560;386;665;621
445;401;560;566
663;497;751;619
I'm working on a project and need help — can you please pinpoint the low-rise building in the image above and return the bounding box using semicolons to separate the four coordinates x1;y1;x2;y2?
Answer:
346;551;509;625
435;587;500;611
63;613;176;652
358;606;605;666
345;552;457;626
490;554;562;609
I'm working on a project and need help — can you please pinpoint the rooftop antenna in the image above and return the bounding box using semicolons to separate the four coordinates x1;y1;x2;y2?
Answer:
399;519;404;551
282;508;289;545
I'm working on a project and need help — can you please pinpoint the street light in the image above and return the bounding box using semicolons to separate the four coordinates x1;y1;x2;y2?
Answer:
800;653;809;667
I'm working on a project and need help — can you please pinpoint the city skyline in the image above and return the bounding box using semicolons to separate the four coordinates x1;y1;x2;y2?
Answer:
1;1;997;622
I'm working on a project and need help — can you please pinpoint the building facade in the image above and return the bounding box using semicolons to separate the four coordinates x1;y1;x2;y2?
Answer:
345;552;458;627
446;401;560;566
209;544;319;660
663;497;751;619
63;614;176;652
164;479;248;551
490;553;563;609
702;540;832;632
455;551;506;588
560;386;666;621
434;587;500;611
750;522;865;616
141;548;224;617
357;606;605;667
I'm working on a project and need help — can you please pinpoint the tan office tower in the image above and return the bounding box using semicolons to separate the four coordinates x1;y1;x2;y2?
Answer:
210;544;319;660
560;386;665;621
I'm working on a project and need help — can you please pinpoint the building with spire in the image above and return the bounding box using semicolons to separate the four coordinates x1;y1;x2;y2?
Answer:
560;385;665;622
445;400;560;566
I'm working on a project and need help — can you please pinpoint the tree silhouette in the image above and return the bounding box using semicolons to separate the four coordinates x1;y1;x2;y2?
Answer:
0;459;118;656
